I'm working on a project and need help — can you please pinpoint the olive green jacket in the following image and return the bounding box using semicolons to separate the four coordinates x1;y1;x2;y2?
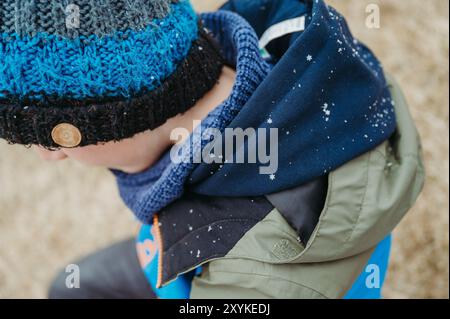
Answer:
189;76;425;299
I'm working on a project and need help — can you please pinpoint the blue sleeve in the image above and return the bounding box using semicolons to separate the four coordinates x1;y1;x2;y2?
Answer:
344;235;392;299
137;225;195;299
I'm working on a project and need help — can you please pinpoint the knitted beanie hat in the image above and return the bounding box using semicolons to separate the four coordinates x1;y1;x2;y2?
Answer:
0;0;224;148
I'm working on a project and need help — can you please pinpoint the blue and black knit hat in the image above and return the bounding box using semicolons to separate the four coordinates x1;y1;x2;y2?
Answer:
0;0;224;148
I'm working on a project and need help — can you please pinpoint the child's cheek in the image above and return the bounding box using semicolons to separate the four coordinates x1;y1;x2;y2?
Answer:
33;146;68;161
63;145;117;167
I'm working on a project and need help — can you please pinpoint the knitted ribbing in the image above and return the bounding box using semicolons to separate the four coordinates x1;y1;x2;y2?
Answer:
0;0;175;39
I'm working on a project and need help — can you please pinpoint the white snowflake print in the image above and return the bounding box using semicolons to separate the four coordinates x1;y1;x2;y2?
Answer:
322;103;331;121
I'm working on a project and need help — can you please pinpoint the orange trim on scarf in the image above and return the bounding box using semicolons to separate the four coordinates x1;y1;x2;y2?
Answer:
153;214;164;289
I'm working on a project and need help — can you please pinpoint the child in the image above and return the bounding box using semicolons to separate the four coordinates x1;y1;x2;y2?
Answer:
0;0;424;299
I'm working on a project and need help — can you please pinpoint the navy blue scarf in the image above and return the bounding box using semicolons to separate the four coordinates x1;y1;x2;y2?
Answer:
189;0;396;196
114;1;396;224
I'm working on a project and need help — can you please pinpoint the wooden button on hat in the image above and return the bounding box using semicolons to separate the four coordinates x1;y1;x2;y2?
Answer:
51;123;82;148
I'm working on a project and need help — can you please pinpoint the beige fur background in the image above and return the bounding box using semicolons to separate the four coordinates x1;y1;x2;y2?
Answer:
0;0;448;299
